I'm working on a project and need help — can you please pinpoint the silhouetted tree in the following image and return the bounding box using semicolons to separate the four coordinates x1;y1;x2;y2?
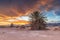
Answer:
29;11;47;30
10;23;13;27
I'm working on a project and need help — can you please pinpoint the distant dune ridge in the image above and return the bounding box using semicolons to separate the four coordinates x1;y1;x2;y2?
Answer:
47;23;60;26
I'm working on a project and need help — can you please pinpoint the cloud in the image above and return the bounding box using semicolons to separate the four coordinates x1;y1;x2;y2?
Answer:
55;10;60;16
0;0;60;17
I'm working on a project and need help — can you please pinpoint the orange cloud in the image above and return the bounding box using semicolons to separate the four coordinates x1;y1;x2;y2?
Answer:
0;0;60;25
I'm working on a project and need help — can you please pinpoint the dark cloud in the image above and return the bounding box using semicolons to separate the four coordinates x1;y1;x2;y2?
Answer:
53;0;60;6
0;0;39;17
55;9;60;16
17;0;39;14
0;0;60;17
55;11;60;16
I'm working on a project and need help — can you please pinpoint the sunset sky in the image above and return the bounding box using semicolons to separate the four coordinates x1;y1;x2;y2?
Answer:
0;0;60;25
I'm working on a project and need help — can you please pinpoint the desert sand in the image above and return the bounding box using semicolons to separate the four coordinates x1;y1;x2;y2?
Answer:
0;28;60;40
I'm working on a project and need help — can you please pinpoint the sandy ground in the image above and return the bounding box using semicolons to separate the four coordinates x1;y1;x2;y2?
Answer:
0;28;60;40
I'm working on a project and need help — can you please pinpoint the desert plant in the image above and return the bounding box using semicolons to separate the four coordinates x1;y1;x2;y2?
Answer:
29;11;47;30
10;23;14;27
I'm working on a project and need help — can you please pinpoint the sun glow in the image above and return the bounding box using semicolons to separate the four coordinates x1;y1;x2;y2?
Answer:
0;22;10;25
0;16;29;25
7;19;17;22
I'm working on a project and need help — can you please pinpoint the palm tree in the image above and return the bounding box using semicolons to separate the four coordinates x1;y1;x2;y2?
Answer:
10;23;13;27
29;11;47;30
